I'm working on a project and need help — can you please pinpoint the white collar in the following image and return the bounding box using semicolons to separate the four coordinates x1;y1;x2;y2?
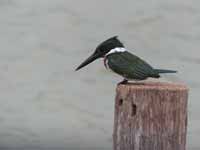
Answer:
106;47;127;56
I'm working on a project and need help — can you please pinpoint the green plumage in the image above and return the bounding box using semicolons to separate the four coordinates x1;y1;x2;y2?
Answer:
76;36;177;82
107;51;161;80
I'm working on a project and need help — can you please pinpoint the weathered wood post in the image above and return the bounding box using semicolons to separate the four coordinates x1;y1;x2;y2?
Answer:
113;81;188;150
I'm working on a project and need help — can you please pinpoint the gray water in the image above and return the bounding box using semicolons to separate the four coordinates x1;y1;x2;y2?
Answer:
0;0;199;149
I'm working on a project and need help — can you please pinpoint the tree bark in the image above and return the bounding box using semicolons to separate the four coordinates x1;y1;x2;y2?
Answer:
113;81;188;150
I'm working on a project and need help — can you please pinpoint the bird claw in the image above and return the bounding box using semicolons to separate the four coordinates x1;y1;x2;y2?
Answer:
118;79;128;85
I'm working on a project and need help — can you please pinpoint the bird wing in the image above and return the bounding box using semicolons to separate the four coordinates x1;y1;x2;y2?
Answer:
106;51;158;80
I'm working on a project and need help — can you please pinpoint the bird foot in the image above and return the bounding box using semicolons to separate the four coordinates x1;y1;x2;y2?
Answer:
118;79;128;85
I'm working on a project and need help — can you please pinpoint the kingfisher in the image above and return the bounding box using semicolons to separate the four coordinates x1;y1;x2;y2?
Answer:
76;36;177;84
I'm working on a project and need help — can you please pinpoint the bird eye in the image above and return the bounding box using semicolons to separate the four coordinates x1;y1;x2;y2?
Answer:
95;48;102;53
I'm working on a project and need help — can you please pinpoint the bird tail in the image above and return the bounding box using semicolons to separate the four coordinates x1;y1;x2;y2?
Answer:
154;69;177;74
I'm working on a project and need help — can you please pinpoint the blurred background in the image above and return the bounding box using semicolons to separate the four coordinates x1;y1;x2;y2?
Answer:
0;0;199;149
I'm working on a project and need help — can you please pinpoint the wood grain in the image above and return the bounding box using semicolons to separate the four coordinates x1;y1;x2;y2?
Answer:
113;81;188;150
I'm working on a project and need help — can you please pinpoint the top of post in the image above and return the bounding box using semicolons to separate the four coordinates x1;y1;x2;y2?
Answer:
117;81;188;91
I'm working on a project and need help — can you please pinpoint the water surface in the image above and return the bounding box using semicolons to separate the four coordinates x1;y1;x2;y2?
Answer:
0;0;199;149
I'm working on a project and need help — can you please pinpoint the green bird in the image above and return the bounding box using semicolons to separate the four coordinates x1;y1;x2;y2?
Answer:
76;36;177;84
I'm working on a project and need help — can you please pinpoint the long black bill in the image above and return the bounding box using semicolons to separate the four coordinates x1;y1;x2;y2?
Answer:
75;53;100;71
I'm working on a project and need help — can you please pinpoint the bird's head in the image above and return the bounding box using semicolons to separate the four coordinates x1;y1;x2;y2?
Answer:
76;36;124;71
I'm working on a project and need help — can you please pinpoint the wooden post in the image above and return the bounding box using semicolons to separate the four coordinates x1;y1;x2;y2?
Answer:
113;81;188;150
